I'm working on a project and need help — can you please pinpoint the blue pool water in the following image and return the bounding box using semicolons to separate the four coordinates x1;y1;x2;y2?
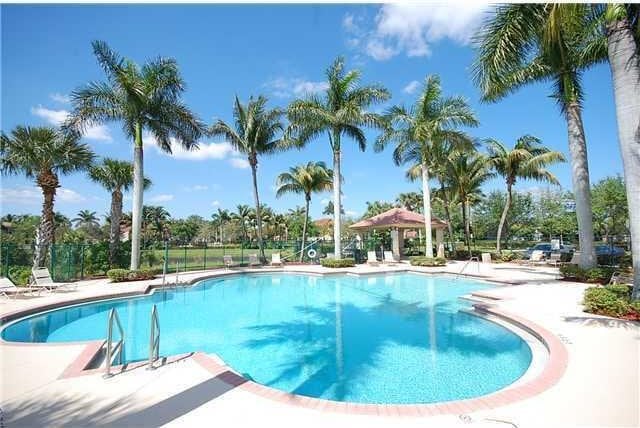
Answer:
1;273;531;404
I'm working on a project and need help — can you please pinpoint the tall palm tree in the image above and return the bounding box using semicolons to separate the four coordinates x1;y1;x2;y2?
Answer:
233;204;252;242
64;40;204;269
276;161;333;261
211;208;231;243
473;4;597;268
446;151;494;254
0;126;94;267
486;135;565;253
288;57;390;259
89;158;151;265
375;75;477;258
322;200;344;216
209;95;290;261
143;206;171;243
72;210;100;229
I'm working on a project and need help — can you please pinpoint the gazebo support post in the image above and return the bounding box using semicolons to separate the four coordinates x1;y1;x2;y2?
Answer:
436;228;445;258
391;227;403;260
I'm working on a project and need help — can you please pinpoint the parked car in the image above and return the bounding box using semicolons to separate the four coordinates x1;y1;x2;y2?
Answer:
524;243;574;260
595;244;625;265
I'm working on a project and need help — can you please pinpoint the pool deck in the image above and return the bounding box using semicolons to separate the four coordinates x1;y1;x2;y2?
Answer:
1;261;638;427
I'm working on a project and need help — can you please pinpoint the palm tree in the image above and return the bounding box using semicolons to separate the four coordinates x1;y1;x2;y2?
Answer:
72;210;100;229
486;136;565;253
473;4;597;268
395;192;423;213
0;126;94;267
89;158;152;265
375;75;477;258
446;151;494;254
64;40;204;269
288;57;390;259
322;201;344;216
209;95;290;261
233;204;252;242
276;161;333;261
143;206;171;243
211;208;231;243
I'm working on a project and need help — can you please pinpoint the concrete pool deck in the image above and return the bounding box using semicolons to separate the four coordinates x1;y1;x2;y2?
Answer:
0;261;638;427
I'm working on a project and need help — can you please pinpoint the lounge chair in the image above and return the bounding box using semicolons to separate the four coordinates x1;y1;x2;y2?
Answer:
367;251;380;266
481;252;492;264
31;267;76;293
547;252;562;267
524;250;545;266
248;253;260;267
223;255;233;269
0;277;36;299
271;253;283;267
383;251;399;264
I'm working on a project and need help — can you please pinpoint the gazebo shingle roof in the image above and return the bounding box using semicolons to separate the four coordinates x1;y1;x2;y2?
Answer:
349;207;447;230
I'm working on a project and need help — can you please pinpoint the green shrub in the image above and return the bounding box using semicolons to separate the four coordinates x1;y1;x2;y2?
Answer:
410;257;446;267
107;268;156;283
605;284;632;300
583;287;630;317
559;264;586;281
619;254;632;269
499;252;521;262
8;266;31;286
320;258;355;268
585;267;616;284
450;250;483;260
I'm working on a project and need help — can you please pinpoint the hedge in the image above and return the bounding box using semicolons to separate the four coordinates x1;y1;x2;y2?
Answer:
559;265;617;284
320;258;356;268
107;268;156;283
582;285;639;320
410;257;447;267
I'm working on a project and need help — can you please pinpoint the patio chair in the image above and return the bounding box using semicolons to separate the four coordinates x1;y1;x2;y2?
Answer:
248;253;260;267
547;252;562;267
223;255;233;269
525;250;545;266
0;277;37;299
383;251;399;264
481;252;492;264
367;251;380;266
31;267;76;293
270;253;283;267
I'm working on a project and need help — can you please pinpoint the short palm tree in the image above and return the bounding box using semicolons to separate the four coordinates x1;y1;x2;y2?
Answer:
486;136;565;253
143;206;171;243
233;204;252;243
209;95;291;261
73;210;100;229
211;208;231;243
445;151;494;254
0;126;94;267
64;40;204;269
276;161;333;261
395;192;423;213
288;57;390;259
89;158;151;265
473;4;597;267
375;75;477;258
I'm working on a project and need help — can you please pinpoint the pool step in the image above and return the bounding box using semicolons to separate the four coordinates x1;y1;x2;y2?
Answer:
459;294;499;306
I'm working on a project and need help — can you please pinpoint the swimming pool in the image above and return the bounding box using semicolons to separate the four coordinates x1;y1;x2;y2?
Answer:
1;273;532;404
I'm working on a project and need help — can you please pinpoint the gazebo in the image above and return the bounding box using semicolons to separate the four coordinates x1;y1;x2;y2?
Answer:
349;207;448;260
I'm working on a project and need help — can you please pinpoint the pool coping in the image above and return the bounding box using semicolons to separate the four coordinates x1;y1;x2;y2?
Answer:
0;268;567;416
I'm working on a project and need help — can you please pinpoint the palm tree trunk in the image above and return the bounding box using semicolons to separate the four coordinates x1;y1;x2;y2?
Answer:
496;183;512;254
130;122;144;270
33;180;57;268
607;16;640;299
332;140;342;259
438;178;455;246
250;155;265;262
109;189;123;266
421;163;434;258
301;196;310;262
462;200;471;256
565;103;596;269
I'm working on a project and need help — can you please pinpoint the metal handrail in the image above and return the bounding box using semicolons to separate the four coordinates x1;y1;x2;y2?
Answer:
281;238;321;262
147;304;160;370
457;256;480;278
104;308;124;378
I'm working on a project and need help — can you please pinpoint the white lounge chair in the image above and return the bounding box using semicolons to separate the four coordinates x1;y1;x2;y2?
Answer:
383;251;398;264
271;253;283;267
31;267;76;293
367;251;379;266
481;252;492;264
223;255;233;269
526;250;545;265
248;253;260;267
547;252;562;267
0;277;36;299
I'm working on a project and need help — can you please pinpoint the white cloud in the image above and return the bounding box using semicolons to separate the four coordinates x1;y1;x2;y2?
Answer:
30;105;112;142
403;80;422;94
183;185;209;192
50;93;70;104
345;210;358;217
264;77;329;98
229;157;250;169
344;3;489;61
211;200;220;207
142;132;237;161
0;186;86;205
148;194;174;203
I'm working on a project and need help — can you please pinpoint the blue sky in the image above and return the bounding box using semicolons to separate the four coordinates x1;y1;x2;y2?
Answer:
1;4;623;221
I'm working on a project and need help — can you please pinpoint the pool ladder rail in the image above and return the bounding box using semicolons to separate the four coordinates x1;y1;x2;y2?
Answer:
456;256;480;278
103;305;161;378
